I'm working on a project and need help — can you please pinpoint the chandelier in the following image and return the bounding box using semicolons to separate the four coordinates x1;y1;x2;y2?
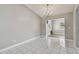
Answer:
43;4;53;18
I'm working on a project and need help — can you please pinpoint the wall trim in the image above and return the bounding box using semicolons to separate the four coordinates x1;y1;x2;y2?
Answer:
0;36;40;52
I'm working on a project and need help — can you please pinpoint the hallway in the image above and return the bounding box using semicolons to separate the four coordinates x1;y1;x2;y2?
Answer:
0;4;77;54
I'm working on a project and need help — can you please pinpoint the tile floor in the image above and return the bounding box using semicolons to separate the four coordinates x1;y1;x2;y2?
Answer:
0;36;79;54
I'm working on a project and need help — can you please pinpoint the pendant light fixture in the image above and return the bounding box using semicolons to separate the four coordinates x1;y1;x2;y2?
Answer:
47;4;53;17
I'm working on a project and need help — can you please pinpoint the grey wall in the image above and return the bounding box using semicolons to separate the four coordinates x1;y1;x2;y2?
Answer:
41;12;73;40
0;5;41;49
75;5;79;47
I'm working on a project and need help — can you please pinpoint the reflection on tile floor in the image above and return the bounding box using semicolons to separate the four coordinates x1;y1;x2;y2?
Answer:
0;36;79;54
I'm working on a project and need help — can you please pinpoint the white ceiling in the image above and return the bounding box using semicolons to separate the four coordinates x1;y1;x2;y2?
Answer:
25;4;75;18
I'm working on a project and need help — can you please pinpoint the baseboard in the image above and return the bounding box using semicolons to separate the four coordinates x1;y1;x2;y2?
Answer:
66;39;73;41
0;36;40;52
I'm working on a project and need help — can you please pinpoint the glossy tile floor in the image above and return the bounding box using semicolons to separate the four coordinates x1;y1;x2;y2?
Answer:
0;36;79;54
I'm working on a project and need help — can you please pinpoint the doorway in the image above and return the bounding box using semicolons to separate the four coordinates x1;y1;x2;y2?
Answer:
46;18;65;48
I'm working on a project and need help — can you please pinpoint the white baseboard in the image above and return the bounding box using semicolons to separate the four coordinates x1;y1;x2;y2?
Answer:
66;39;73;41
0;36;40;52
